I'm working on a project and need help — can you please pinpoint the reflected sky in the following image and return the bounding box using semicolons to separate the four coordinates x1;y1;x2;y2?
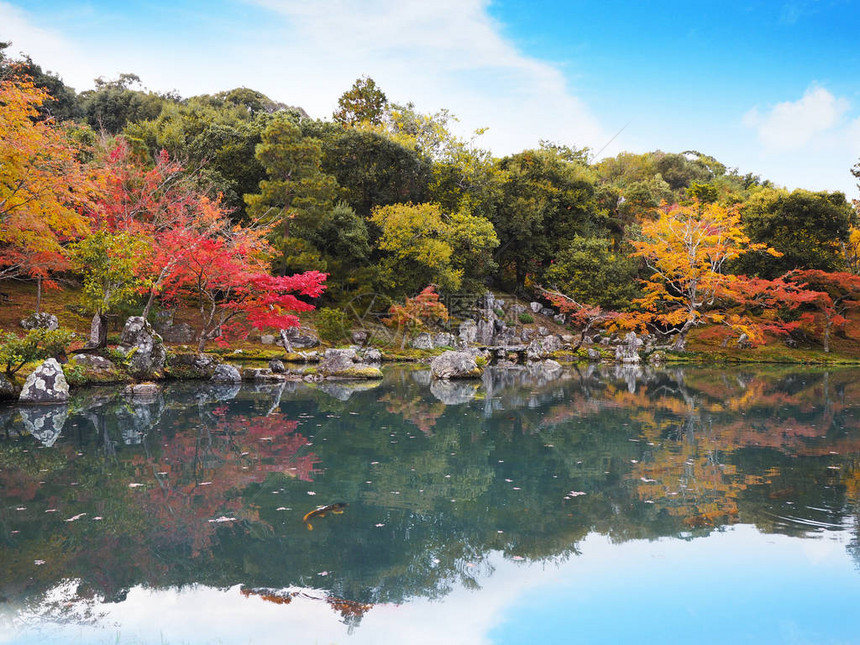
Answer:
2;527;858;645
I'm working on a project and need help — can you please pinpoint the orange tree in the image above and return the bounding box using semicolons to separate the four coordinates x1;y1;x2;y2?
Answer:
627;201;779;350
785;270;860;353
0;77;95;288
384;286;449;348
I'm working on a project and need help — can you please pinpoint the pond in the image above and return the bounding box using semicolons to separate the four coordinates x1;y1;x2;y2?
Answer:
2;364;860;644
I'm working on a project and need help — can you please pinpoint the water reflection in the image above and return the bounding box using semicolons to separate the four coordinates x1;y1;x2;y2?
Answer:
2;365;860;642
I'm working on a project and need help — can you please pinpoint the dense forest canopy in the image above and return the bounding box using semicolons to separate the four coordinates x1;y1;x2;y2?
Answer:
2;42;859;351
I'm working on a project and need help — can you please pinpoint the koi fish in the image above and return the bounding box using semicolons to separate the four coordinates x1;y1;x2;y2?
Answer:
302;502;348;530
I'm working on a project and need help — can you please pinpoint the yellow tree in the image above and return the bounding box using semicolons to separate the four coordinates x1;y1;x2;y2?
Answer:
0;77;94;286
630;201;776;350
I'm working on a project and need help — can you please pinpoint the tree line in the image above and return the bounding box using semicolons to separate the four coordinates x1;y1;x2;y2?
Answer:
2;42;860;352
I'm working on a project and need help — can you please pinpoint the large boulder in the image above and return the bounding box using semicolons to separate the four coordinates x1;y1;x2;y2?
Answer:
117;317;167;379
68;353;127;384
212;364;242;383
526;335;563;361
20;312;58;331
280;326;321;349
433;332;456;348
458;320;477;346
430;350;483;379
18;358;69;403
167;353;220;379
476;317;495;345
318;349;382;379
158;321;195;344
410;332;434;350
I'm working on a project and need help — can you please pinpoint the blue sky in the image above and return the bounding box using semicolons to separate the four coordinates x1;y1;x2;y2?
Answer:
2;0;859;195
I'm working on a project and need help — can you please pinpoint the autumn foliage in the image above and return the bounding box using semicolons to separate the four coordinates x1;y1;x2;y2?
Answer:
0;78;94;282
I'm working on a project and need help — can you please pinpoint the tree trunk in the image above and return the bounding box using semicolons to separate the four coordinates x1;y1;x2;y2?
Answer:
141;288;156;321
35;275;42;314
672;318;695;351
824;318;831;353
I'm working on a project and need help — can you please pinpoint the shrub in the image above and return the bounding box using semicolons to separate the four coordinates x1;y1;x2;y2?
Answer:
0;328;77;376
316;307;347;344
518;312;534;324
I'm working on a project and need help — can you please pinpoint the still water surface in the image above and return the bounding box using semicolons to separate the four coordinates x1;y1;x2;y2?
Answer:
2;365;860;644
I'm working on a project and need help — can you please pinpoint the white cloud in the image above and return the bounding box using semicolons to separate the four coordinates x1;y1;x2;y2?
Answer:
0;2;98;90
242;0;607;153
743;85;850;151
0;0;607;155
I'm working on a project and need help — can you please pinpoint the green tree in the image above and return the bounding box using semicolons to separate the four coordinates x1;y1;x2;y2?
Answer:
70;231;150;346
545;236;641;310
78;74;168;134
369;203;496;296
333;76;388;127
734;188;856;278
492;149;606;290
320;129;431;218
245;115;338;274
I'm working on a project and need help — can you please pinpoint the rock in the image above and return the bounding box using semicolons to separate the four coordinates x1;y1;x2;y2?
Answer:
411;332;434;350
161;323;196;345
299;351;320;362
476;318;495;345
269;359;286;373
430;350;483;379
212;364;242;383
20;406;67;446
526;336;563;360
521;328;535;342
318;348;357;373
260;334;276;345
615;332;642;364
241;367;284;381
167;353;220;379
480;292;497;310
318;348;382;379
352;330;370;346
540;307;555;317
647;350;666;364
494;327;520;346
553;314;566;325
537;326;550;337
282;326;320;349
117;317;167;379
71;353;116;372
19;358;69;403
359;348;383;363
68;353;126;384
123;383;160;400
430;379;479;404
0;373;19;401
587;348;602;362
87;313;107;348
458;319;478;346
530;301;542;313
509;303;527;317
20;312;59;331
433;332;455;348
154;319;195;344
